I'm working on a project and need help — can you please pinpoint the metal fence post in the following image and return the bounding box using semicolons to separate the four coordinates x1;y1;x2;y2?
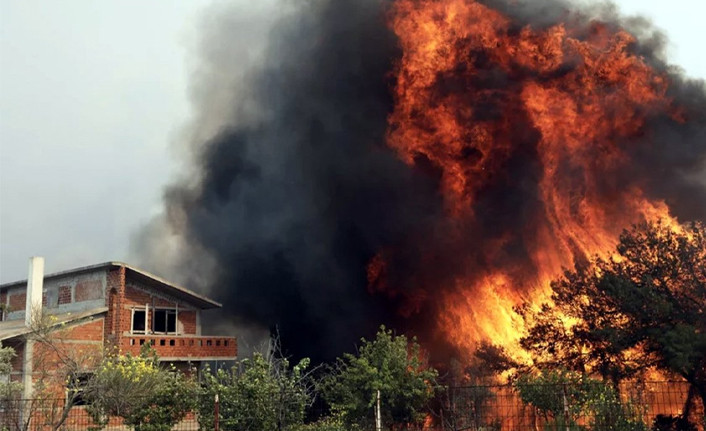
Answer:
214;393;220;431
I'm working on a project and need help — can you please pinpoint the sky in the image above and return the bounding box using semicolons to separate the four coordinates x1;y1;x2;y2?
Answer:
1;0;705;283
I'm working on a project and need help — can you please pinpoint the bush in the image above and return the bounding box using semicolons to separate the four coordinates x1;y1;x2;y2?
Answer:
291;416;357;431
85;345;197;431
197;352;313;431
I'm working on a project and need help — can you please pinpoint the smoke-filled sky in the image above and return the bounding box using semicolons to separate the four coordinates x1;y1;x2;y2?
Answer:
0;0;704;281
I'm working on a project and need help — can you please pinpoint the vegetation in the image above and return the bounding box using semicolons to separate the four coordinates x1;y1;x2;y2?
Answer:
519;221;706;424
515;369;648;431
84;345;197;431
320;325;439;429
0;342;21;396
0;342;23;431
4;226;706;431
197;349;315;431
290;417;351;431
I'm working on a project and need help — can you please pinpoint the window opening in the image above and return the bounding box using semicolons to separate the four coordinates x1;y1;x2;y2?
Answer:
132;310;146;333
153;309;177;334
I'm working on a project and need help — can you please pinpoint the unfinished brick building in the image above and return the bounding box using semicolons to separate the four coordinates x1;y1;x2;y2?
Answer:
0;258;237;398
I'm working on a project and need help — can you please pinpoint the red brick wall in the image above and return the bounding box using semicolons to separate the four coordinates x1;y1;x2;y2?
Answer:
123;285;154;307
63;318;104;342
5;320;104;376
75;280;103;302
104;266;125;347
58;285;71;304
121;285;198;336
8;292;25;311
179;311;197;334
121;335;237;359
33;318;105;359
30;318;105;399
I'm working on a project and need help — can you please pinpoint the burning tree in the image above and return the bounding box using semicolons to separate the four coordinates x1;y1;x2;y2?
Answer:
520;221;706;421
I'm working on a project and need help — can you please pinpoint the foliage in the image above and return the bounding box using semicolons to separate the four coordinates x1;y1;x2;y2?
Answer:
291;416;355;431
197;351;314;431
0;342;21;394
515;369;648;431
85;344;197;431
519;221;706;419
0;342;23;431
320;325;438;429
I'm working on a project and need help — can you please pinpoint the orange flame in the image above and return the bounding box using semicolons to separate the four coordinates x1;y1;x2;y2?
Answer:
376;0;682;361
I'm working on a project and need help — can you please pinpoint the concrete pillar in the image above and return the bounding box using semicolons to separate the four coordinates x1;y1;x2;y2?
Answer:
23;257;44;401
25;256;44;327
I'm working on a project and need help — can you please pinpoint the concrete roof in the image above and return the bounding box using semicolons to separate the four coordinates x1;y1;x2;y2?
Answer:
0;261;222;310
0;307;108;341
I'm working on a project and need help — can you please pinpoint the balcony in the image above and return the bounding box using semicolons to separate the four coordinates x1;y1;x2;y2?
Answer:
121;334;237;360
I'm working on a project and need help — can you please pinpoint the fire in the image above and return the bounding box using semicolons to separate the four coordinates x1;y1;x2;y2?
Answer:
373;0;683;361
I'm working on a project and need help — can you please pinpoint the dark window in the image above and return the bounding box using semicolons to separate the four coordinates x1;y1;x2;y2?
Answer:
132;310;146;333
153;309;176;333
68;372;92;406
168;311;176;333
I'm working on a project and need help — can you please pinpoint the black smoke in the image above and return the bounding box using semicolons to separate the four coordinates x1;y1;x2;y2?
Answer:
141;0;706;362
155;0;443;361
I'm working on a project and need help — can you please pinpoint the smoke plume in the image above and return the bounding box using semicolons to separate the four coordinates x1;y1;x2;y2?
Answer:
137;0;706;362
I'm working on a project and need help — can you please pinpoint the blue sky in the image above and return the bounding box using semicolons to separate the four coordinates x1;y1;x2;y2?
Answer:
1;0;704;282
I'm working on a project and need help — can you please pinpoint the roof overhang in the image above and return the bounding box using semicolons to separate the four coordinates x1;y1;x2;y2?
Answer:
0;307;108;341
0;262;222;310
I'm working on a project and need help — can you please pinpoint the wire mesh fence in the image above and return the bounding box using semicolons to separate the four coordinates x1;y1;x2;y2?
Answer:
434;381;702;431
0;397;201;431
0;382;702;431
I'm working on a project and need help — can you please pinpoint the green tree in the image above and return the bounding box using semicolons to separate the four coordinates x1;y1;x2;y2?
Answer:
84;345;197;431
197;351;314;431
320;325;438;429
519;221;706;421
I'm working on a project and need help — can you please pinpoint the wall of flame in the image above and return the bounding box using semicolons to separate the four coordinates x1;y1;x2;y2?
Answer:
370;0;691;360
